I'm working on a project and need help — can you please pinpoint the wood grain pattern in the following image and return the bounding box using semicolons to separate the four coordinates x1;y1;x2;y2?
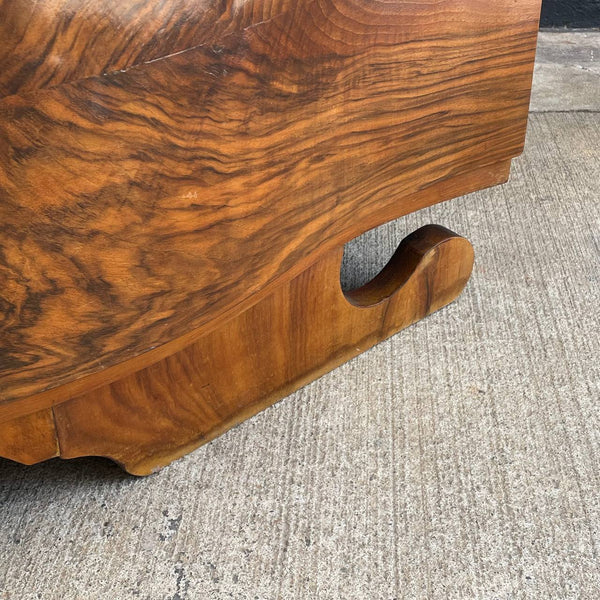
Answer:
0;0;541;410
0;224;475;474
0;1;541;472
0;159;510;429
0;407;58;465
0;0;281;98
0;0;539;98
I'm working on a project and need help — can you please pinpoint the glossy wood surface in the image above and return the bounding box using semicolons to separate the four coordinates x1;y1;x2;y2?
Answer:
0;408;58;465
0;0;540;98
0;0;540;409
0;1;541;472
0;224;475;474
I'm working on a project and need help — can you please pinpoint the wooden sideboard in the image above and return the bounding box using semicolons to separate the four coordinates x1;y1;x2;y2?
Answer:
0;0;541;474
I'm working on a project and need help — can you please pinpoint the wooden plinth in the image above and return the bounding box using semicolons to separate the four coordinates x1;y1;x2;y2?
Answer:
1;224;473;474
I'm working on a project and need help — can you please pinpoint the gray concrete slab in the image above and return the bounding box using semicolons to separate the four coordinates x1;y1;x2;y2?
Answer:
1;33;599;600
531;31;600;112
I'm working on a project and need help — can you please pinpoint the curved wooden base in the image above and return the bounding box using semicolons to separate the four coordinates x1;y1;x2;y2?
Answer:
0;225;474;475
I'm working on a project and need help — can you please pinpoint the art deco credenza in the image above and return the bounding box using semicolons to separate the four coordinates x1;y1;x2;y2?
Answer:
0;0;541;474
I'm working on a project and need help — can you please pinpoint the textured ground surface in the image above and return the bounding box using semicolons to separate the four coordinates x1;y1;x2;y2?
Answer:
531;31;600;112
1;34;599;600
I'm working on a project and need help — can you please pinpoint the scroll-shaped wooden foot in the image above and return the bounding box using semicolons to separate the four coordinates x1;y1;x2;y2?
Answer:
0;225;473;475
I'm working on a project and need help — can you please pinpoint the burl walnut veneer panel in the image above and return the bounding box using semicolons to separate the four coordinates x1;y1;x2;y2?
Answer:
0;0;541;473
